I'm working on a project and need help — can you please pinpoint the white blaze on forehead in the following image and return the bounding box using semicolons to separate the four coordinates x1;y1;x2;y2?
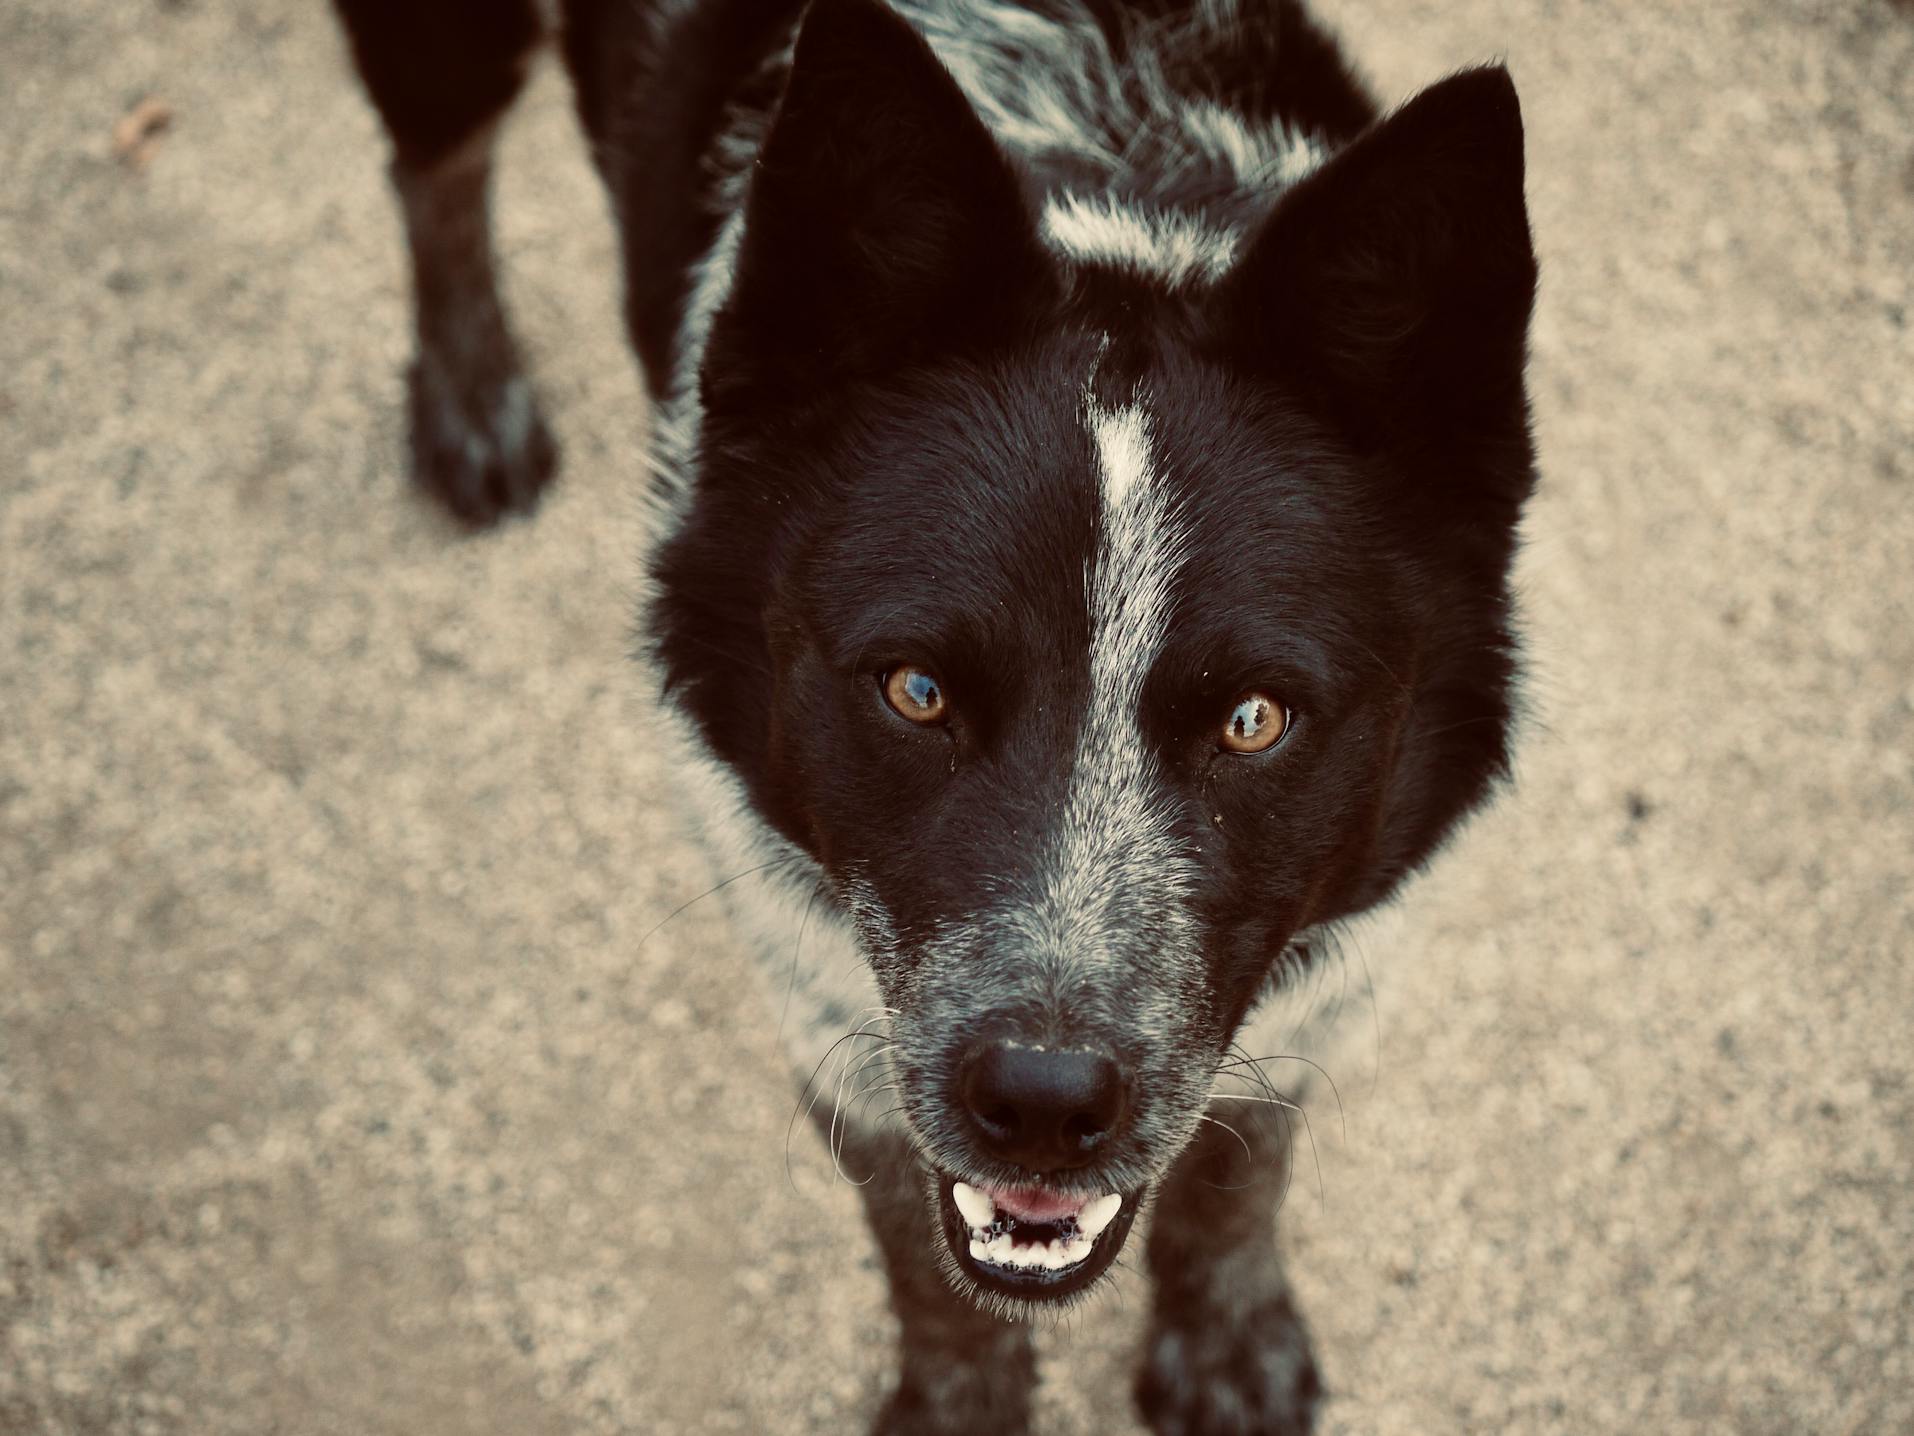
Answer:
1093;403;1150;508
1011;390;1194;971
1086;402;1179;688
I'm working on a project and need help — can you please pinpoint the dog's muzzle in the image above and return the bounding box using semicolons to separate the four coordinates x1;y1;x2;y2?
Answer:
924;1037;1147;1301
933;1170;1145;1303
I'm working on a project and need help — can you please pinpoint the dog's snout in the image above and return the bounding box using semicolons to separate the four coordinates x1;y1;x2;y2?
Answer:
959;1042;1129;1172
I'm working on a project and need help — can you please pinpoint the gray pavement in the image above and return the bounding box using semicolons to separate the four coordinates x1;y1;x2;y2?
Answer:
3;1;1911;1432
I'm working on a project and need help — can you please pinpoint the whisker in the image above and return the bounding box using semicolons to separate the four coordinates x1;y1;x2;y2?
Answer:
1217;1064;1300;1214
827;1021;902;1185
831;1083;890;1187
1215;1054;1326;1208
1340;924;1385;1097
1274;1093;1295;1213
1222;1044;1348;1143
1239;1088;1321;1208
1278;942;1330;1053
1209;1091;1303;1114
1219;1058;1301;1163
1331;930;1352;1028
1197;1112;1253;1167
831;1041;899;1175
639;855;806;950
847;1070;898;1122
1307;926;1382;1098
772;878;825;1056
784;1021;894;1191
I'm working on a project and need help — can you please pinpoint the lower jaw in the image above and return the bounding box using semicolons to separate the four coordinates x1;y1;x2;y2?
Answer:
932;1172;1145;1307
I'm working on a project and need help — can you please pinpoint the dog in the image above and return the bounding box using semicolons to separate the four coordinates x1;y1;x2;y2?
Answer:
330;0;1537;1429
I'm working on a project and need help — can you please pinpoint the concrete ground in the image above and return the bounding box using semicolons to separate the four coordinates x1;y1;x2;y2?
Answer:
3;0;1911;1432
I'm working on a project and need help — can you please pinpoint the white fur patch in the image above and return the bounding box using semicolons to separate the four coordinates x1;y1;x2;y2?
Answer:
643;208;746;535
1074;399;1187;884
1041;194;1239;286
895;0;1325;197
1007;390;1194;980
1086;402;1181;682
1180;100;1328;189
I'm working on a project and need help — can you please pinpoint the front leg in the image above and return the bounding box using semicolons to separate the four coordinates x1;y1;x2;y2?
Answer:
841;1127;1037;1436
1137;1110;1323;1436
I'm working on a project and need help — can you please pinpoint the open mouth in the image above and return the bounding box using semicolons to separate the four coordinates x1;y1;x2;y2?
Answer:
935;1172;1143;1303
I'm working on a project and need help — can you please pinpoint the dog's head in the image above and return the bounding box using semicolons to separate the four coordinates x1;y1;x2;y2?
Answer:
653;0;1536;1309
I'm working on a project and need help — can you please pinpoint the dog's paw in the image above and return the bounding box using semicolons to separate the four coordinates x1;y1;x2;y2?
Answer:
1136;1290;1322;1436
406;356;557;527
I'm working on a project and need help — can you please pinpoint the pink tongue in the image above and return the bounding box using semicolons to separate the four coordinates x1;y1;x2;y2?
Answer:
988;1186;1085;1223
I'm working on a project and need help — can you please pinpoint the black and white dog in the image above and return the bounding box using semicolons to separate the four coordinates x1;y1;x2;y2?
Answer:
332;0;1536;1428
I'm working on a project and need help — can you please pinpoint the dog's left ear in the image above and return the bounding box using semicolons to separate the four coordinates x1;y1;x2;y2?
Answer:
705;0;1046;411
1216;66;1537;479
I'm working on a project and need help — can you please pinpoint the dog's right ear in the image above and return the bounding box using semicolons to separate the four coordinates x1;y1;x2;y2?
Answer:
704;0;1047;411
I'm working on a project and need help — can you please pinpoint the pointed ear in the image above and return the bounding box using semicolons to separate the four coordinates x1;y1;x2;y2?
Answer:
705;0;1047;410
1216;66;1537;456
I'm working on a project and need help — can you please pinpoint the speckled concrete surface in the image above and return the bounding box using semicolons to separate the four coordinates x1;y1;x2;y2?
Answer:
2;1;1910;1432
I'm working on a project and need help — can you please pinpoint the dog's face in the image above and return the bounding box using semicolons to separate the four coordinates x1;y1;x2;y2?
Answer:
654;0;1535;1308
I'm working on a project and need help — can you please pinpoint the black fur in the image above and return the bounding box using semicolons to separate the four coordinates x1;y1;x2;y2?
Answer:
332;0;545;171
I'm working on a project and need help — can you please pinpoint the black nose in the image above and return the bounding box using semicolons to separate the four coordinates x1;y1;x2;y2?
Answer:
959;1042;1129;1172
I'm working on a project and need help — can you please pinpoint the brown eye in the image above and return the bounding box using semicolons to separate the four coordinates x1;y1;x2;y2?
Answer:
1220;692;1289;753
883;665;948;725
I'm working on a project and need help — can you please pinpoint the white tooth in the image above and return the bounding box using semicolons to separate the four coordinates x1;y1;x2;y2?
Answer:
1044;1242;1070;1269
969;1238;989;1261
1062;1238;1091;1265
952;1182;995;1229
987;1234;1014;1264
1077;1193;1121;1238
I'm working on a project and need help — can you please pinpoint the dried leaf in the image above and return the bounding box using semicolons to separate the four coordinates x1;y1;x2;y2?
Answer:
112;97;174;169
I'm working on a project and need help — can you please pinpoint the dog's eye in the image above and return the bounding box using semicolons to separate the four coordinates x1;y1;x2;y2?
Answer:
1219;692;1289;753
882;665;948;725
